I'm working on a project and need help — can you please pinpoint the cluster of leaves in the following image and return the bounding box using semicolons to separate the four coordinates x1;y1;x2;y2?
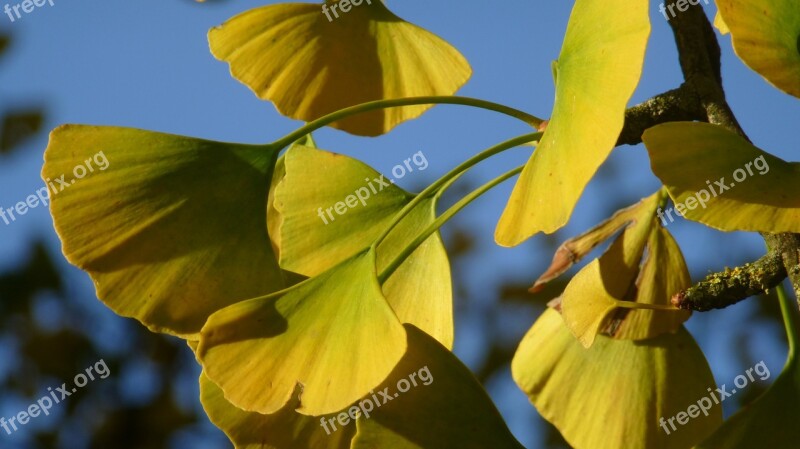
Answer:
39;0;800;448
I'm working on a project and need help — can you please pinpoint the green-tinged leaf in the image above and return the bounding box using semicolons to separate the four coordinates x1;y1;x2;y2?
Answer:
376;200;453;348
209;2;471;136
351;325;525;449
42;125;284;338
198;249;406;416
718;0;800;98
267;154;286;258
644;122;800;233
200;373;355;449
274;145;453;348
274;144;411;272
496;0;650;245
512;309;721;449
695;362;799;448
695;287;800;448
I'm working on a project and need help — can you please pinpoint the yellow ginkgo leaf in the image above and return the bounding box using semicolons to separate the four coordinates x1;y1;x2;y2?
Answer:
209;1;472;136
198;249;407;416
558;192;688;347
351;325;526;449
200;373;355;449
717;0;800;98
559;260;625;348
512;309;722;449
644;122;800;233
41;125;284;338
273;144;453;348
714;10;730;35
611;225;692;341
495;0;650;245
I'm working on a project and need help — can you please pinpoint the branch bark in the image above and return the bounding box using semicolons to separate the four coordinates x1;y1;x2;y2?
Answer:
672;253;787;311
617;85;705;146
616;0;800;309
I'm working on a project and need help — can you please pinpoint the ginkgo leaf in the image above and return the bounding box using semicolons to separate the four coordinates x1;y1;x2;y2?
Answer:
41;125;284;338
267;154;286;258
644;122;800;233
611;226;691;341
273;144;453;348
495;0;650;245
200;373;355;449
557;192;688;347
512;309;722;449
559;259;628;348
209;1;471;136
198;249;407;416
274;144;411;272
717;0;800;98
694;287;800;449
714;10;730;35
695;361;800;448
351;325;525;449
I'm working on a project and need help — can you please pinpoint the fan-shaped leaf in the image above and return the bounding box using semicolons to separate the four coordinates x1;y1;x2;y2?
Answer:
695;288;800;448
644;122;800;233
273;144;453;347
512;309;721;449
200;372;355;449
42;126;284;338
351;325;525;449
558;192;689;347
198;249;406;416
209;2;471;136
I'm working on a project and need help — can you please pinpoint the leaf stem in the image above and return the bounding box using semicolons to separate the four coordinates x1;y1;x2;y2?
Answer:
370;132;541;253
777;283;799;362
268;96;544;150
377;165;524;284
613;301;680;311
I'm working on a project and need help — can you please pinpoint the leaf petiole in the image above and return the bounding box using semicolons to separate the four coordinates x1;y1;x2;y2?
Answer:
370;132;542;253
268;96;544;151
777;283;800;363
377;165;525;284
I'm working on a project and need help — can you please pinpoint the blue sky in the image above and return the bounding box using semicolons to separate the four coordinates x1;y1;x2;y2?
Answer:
0;1;798;447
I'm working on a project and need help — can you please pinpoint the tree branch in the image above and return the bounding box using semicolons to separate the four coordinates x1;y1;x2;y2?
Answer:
658;0;800;308
672;253;787;311
617;84;705;146
763;232;800;301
